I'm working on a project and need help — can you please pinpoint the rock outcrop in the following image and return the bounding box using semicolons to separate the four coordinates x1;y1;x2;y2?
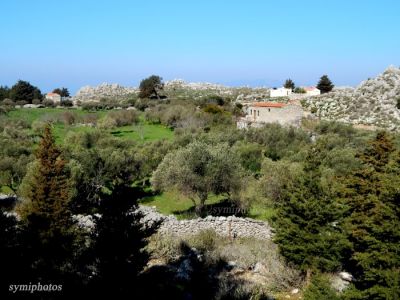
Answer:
303;66;400;130
73;83;137;102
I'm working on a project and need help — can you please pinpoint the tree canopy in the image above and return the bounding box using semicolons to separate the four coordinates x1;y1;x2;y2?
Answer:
284;78;295;90
9;80;42;102
138;75;164;99
52;87;70;97
317;75;334;94
151;141;244;215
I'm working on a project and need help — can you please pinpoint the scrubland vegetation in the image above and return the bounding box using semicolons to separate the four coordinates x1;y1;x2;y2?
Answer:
1;80;400;299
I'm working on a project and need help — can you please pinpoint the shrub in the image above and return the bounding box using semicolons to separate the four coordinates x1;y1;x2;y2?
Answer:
97;115;117;129
60;111;77;125
2;99;15;107
32;99;42;105
43;99;55;107
31;120;47;134
294;87;306;94
203;104;224;114
396;97;400;109
60;100;73;107
206;95;225;106
303;275;340;300
187;229;218;252
108;110;139;127
81;113;98;125
16;100;28;106
311;107;318;114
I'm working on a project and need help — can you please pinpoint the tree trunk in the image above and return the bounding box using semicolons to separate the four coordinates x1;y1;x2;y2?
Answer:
305;268;312;287
195;196;207;217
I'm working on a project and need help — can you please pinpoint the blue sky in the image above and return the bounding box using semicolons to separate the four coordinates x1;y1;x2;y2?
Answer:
0;0;399;94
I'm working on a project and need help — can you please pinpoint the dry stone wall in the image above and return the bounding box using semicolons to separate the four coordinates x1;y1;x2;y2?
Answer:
138;206;273;240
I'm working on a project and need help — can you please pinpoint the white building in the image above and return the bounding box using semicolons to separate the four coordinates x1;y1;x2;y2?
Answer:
270;87;292;98
45;92;61;103
237;102;304;128
303;87;320;96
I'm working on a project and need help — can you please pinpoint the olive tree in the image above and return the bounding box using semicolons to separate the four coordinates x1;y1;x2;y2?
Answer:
151;141;244;215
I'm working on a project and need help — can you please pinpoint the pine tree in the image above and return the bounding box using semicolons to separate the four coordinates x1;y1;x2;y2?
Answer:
317;75;334;94
18;124;75;279
284;78;295;90
342;132;400;299
88;185;158;297
274;145;350;280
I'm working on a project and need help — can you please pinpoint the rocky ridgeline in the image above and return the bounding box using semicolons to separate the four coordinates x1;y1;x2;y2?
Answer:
138;205;273;240
73;83;137;102
165;79;230;91
303;66;400;130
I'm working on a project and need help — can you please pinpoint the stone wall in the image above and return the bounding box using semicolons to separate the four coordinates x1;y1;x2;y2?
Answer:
138;206;273;240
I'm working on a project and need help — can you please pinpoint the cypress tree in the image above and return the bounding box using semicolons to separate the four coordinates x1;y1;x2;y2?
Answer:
18;124;75;280
284;78;295;90
317;75;334;94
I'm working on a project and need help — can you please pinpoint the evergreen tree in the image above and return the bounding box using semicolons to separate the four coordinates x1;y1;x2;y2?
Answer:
342;132;400;299
53;87;70;97
87;185;158;297
0;85;10;101
9;80;42;102
18;124;75;280
317;75;334;94
274;145;350;281
284;78;295;90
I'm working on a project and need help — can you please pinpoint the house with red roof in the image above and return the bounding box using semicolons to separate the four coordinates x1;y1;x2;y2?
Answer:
45;92;61;103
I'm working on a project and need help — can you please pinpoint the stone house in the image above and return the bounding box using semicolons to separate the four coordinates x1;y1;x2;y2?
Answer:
45;92;61;103
303;86;320;96
237;102;304;128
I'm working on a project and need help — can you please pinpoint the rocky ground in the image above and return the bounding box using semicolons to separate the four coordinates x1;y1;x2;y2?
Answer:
303;66;400;130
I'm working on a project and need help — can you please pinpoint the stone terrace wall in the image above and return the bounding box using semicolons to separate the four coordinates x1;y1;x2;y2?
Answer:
138;206;273;240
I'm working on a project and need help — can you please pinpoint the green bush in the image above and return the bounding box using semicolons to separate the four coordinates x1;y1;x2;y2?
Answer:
303;275;340;300
108;110;139;126
60;100;73;107
203;104;224;114
187;229;218;252
97;115;117;129
43;99;55;107
2;99;15;107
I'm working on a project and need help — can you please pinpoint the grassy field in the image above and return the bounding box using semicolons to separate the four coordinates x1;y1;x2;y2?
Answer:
139;190;225;220
4;108;174;143
139;189;274;221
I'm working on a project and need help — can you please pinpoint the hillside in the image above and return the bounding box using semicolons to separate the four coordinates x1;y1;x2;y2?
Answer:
72;80;270;103
303;66;400;130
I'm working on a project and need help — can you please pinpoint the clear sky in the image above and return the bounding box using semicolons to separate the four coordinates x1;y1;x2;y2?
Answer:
0;0;399;94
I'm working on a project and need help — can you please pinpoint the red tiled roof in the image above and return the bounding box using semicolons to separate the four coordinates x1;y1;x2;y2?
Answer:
303;86;318;91
47;92;60;96
251;102;285;108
